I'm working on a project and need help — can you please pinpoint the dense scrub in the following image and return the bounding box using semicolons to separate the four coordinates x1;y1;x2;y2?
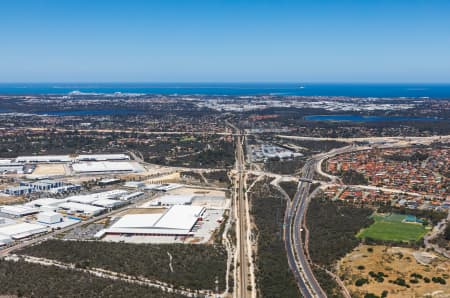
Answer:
306;198;373;267
150;140;235;168
0;131;112;156
289;139;348;153
265;156;305;175
312;267;344;298
20;240;227;291
203;170;231;187
279;181;298;200
341;169;369;185
0;260;183;298
249;179;300;297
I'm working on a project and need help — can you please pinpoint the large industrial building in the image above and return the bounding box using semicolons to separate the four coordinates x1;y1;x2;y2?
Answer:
76;154;129;161
15;155;72;163
144;183;183;192
72;161;138;174
0;234;12;246
25;198;68;211
91;198;125;208
97;205;205;237
2;186;35;196
0;160;25;174
0;222;48;240
66;189;128;204
3;180;80;196
0;205;40;217
148;195;196;206
37;212;63;224
58;202;106;216
20;179;64;191
14;153;129;164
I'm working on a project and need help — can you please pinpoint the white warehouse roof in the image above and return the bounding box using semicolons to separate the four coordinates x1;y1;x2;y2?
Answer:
92;199;124;208
14;154;130;164
58;202;105;215
120;192;144;201
154;205;205;231
76;154;129;161
72;161;137;173
37;211;63;224
144;184;183;191
67;190;128;204
112;214;163;229
0;234;12;246
149;195;195;206
0;222;48;239
124;181;145;188
25;198;66;208
0;205;40;217
15;155;72;163
67;195;101;204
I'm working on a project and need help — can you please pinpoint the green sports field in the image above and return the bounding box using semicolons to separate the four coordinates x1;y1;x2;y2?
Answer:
357;213;427;242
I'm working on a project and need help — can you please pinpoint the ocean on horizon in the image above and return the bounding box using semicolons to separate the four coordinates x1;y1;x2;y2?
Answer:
0;83;450;98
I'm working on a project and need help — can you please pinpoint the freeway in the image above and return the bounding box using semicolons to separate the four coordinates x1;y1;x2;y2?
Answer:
284;158;326;298
285;145;362;297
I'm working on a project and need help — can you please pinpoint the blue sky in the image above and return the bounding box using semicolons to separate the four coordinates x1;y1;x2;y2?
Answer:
0;0;449;82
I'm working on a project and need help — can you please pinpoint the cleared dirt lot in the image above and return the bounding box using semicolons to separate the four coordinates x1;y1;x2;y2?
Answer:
32;164;66;175
0;195;25;205
338;244;450;297
167;186;225;197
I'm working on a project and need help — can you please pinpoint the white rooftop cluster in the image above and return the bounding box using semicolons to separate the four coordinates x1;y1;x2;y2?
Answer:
2;189;136;220
66;189;128;204
251;144;302;161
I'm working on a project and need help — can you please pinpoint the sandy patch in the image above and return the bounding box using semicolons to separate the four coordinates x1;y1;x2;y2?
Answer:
33;164;66;175
338;244;450;297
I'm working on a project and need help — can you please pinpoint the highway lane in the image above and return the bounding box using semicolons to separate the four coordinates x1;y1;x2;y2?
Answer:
284;200;313;297
285;158;326;298
284;145;377;297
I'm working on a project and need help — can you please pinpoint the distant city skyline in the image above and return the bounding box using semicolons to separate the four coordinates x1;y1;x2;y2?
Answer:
1;0;449;83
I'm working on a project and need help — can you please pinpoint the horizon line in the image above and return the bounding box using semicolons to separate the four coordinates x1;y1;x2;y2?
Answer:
1;81;450;85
